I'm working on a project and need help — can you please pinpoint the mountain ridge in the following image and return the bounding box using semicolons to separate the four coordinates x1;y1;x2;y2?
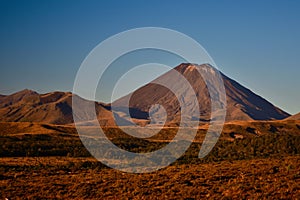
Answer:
0;89;130;126
0;63;291;125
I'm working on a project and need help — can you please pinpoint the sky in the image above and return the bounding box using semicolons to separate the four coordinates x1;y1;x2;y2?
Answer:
0;0;300;114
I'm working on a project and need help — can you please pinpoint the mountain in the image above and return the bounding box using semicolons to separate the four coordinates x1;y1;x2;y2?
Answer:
286;112;300;120
113;63;290;123
0;89;130;126
0;63;290;125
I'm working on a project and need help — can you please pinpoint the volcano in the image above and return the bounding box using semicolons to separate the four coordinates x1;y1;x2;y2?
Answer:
113;63;290;124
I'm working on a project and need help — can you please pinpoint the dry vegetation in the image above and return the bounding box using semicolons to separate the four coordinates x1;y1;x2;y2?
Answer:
1;121;300;199
1;156;299;199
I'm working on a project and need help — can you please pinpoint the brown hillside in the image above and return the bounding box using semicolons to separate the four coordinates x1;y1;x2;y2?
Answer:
286;112;300;120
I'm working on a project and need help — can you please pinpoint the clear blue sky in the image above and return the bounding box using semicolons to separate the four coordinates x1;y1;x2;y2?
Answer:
0;0;299;114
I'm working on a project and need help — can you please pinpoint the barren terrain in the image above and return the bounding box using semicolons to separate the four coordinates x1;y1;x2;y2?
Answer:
0;121;300;199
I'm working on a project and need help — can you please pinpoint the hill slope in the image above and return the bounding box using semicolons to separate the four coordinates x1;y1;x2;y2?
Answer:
286;112;300;120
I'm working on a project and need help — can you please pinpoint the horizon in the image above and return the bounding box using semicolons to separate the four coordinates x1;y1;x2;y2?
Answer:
0;61;293;116
0;1;300;114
